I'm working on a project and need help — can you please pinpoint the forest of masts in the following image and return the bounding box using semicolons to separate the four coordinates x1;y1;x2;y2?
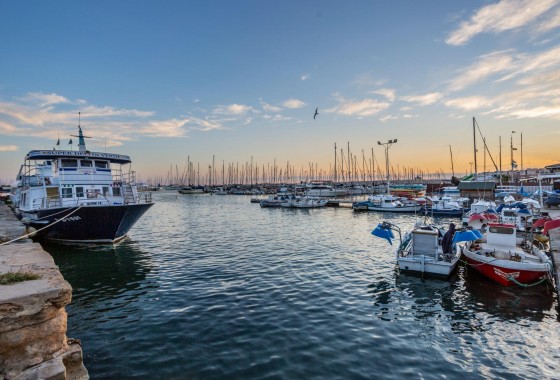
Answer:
143;144;458;187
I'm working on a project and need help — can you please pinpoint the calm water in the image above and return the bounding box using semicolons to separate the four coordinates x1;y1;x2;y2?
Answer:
44;191;560;379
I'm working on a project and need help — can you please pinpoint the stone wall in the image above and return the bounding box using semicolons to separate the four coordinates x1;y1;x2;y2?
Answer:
0;204;88;379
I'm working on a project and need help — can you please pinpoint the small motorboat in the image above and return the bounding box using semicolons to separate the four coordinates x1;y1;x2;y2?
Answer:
372;220;460;278
458;223;553;287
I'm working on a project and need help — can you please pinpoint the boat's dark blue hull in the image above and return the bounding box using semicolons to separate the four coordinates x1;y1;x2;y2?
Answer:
27;203;154;243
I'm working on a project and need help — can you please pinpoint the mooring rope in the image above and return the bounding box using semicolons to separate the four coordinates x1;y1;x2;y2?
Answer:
0;206;83;247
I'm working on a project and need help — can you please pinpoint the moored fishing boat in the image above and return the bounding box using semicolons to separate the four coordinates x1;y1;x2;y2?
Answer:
371;220;460;278
15;125;154;244
457;223;552;287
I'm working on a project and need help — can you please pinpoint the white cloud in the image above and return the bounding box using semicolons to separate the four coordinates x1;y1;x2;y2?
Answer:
498;45;560;82
0;145;17;152
444;96;493;111
327;98;390;117
213;104;252;115
260;100;282;113
400;92;443;106
19;92;70;107
446;0;557;46
301;74;310;81
282;98;306;109
379;115;398;122
534;7;560;33
370;88;396;102
448;51;515;91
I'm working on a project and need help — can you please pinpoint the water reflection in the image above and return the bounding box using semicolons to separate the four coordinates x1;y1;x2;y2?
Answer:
42;239;158;328
462;267;554;322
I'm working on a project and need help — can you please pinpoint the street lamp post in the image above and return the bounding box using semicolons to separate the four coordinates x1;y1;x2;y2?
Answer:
377;139;398;195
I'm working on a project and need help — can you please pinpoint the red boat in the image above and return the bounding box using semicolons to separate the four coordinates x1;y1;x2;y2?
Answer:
458;223;553;287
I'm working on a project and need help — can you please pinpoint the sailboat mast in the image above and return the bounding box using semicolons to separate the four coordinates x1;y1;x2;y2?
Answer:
473;117;478;179
449;145;455;178
334;143;337;183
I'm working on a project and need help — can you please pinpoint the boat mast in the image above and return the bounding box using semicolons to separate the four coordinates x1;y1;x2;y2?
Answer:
449;145;455;178
334;143;337;183
472;117;477;179
71;112;91;153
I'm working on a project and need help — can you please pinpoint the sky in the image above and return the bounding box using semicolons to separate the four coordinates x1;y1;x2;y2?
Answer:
1;0;559;184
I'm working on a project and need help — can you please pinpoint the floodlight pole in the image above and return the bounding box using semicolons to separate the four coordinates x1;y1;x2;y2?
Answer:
378;139;397;195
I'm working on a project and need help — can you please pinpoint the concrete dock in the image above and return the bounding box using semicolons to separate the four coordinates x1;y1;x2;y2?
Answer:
0;203;88;379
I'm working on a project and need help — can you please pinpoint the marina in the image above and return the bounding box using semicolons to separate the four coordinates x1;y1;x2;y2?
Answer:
3;1;560;379
2;190;559;378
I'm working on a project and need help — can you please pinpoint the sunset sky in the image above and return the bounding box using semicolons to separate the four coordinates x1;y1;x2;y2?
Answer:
1;0;559;183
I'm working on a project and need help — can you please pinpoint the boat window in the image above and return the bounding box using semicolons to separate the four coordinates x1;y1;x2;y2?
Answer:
81;160;93;167
76;187;84;198
95;160;109;169
61;188;73;198
87;189;100;199
112;187;121;196
489;226;515;235
102;186;109;196
60;159;78;168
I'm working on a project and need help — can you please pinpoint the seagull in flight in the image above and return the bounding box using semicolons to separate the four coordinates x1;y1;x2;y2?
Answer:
314;108;319;119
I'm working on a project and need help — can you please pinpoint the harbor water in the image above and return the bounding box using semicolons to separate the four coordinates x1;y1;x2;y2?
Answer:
44;191;559;379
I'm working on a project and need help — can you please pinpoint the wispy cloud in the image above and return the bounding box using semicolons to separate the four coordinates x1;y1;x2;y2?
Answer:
446;0;557;46
448;51;514;91
300;74;310;81
213;104;253;116
370;88;396;102
534;7;560;33
400;92;443;106
497;45;560;82
444;96;493;111
282;98;306;109
18;92;70;107
0;145;17;152
260;99;282;113
327;97;390;117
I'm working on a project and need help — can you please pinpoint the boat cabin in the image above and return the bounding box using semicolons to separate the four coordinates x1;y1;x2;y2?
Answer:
18;149;138;211
411;228;440;257
485;223;516;248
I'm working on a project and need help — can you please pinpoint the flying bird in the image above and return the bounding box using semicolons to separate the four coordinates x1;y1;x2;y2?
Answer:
314;108;319;119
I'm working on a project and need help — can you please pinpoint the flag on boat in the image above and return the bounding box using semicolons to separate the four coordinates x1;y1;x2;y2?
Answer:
56;138;60;146
68;138;73;145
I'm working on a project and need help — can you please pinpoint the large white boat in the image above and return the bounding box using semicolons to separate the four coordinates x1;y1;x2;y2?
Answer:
372;220;460;278
15;126;154;244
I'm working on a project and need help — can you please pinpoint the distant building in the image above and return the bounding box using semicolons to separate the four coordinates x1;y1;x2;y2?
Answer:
545;163;560;173
457;181;496;199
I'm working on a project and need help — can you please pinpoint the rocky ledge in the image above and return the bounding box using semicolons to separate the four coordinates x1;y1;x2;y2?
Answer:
0;204;88;380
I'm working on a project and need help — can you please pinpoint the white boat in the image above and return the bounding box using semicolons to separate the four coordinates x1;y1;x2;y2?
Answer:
260;194;295;207
372;220;460;278
366;194;422;213
461;199;497;224
15;126;154;244
458;223;553;287
496;197;534;232
304;183;348;197
281;196;328;208
423;195;469;217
